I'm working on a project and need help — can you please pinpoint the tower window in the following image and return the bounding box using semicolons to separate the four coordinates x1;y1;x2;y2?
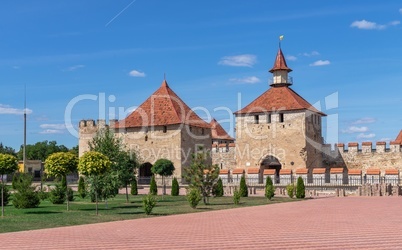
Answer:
163;126;167;133
201;128;204;135
254;115;259;124
279;113;284;123
267;114;271;124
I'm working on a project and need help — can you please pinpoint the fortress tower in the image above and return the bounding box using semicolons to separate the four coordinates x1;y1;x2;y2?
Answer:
234;47;326;177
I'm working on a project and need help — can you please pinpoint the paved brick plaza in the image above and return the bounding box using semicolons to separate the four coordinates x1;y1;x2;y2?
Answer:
1;197;401;249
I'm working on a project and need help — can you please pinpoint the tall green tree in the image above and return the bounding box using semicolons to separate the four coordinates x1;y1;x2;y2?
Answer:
44;152;78;210
0;153;18;216
78;151;111;215
89;128;139;203
239;175;248;197
184;148;219;205
17;140;68;161
151;158;175;196
0;143;17;157
296;177;305;199
265;176;275;200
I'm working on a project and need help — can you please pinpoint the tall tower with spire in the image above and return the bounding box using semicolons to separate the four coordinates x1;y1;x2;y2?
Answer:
234;46;326;178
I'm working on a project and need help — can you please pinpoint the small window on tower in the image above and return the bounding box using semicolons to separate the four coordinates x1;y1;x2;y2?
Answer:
202;128;205;135
254;115;259;124
267;114;271;124
163;126;167;133
279;113;284;123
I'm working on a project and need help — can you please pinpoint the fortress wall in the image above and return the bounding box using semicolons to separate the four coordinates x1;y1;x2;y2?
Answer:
212;144;236;170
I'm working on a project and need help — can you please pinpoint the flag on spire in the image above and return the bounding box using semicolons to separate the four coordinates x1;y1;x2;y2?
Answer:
279;35;284;41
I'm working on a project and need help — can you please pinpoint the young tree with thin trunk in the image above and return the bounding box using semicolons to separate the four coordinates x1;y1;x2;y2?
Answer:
0;153;18;217
45;152;78;211
151;158;175;198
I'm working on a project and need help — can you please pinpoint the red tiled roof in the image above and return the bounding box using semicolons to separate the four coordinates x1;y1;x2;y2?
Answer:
234;86;326;116
330;168;344;174
210;118;234;141
279;169;292;175
362;142;372;146
348;169;362;175
295;168;308;174
219;169;229;175
336;143;345;147
348;142;358;147
385;169;399;175
247;168;260;174
312;168;326;174
232;168;245;175
376;141;386;145
263;169;276;175
115;80;210;129
366;169;380;175
269;48;292;73
391;130;402;145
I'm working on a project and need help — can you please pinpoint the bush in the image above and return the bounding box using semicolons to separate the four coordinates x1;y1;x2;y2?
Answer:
49;183;66;204
213;178;224;197
171;177;179;196
186;188;201;209
296;177;305;199
239;175;248;197
233;188;241;205
12;173;40;209
78;176;87;199
131;177;138;195
67;187;74;202
149;175;157;195
0;183;10;206
38;186;49;201
265;176;275;200
286;184;295;198
142;194;156;215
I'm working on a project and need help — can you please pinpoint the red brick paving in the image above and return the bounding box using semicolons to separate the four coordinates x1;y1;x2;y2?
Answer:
1;197;402;249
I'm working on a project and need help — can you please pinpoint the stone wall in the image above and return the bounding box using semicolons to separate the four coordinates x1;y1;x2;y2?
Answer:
212;144;236;170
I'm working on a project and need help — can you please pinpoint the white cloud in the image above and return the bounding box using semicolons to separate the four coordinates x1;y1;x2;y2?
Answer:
286;55;297;61
309;60;330;66
40;124;66;130
342;126;369;134
389;20;400;26
129;70;146;77
218;54;257;67
302;51;320;57
352;117;376;124
64;64;85;71
357;133;376;139
40;129;64;134
229;76;261;84
399;8;402;14
350;20;387;30
0;104;32;115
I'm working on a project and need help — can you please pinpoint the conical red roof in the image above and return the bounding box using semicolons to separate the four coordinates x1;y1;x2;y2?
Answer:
391;130;402;145
210;118;234;140
269;48;292;73
115;80;210;128
234;86;326;115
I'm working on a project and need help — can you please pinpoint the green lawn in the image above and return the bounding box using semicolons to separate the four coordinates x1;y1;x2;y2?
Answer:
0;194;299;233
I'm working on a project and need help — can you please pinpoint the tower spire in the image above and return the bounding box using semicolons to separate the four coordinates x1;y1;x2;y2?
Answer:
269;40;292;87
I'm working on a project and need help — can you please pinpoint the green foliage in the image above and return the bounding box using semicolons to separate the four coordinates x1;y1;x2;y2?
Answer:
142;194;157;215
0;183;10;206
49;182;66;204
78;176;88;199
286;184;295;198
239;175;248;197
233;188;241;205
184;148;219;205
149;175;157;195
44;152;78;177
38;186;49;200
151;159;175;177
78;151;111;176
130;177;138;195
186;187;202;209
12;173;40;209
17;140;69;161
0;143;16;157
0;153;18;175
265;176;275;200
213;178;224;197
296;177;305;199
171;177;179;196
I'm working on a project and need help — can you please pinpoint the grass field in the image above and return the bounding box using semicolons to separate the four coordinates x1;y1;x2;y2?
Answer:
0;194;299;233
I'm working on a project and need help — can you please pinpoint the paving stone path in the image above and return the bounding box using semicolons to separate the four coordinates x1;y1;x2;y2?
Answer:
1;197;401;249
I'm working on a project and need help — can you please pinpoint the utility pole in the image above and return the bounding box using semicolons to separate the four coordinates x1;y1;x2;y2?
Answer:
23;84;27;172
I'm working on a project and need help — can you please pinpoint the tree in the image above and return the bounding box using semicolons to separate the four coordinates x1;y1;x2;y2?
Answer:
184;149;219;205
239;175;248;197
213;178;224;197
12;173;40;209
151;158;175;196
131;177;138;195
78;176;88;199
78;151;111;215
171;177;179;196
0;153;18;216
296;177;305;199
17;140;68;161
44;152;78;211
89;128;139;203
186;187;201;209
149;175;157;195
265;176;275;200
0;143;17;157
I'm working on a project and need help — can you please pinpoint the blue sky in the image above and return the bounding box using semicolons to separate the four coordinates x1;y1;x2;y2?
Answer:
1;0;402;151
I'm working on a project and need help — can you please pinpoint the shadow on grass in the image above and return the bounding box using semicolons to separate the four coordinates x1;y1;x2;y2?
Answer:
24;211;62;215
113;205;142;209
117;211;144;215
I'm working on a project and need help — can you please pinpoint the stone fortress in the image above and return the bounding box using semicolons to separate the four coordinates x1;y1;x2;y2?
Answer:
79;46;402;185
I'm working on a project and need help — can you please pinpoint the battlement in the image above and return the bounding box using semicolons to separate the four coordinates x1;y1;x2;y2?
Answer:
334;141;401;154
211;143;236;153
79;119;117;129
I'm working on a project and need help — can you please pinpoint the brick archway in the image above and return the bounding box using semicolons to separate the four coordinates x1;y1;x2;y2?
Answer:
260;155;281;183
138;162;153;184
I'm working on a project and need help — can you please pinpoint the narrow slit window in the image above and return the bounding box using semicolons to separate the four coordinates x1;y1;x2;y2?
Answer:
254;115;259;124
279;113;284;123
163;126;167;133
267;114;271;124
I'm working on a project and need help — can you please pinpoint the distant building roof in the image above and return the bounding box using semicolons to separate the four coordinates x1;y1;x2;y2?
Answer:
115;80;210;129
210;118;234;141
